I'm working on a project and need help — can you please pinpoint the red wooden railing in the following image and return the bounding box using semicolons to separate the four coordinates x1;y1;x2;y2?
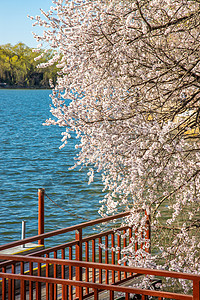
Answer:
0;208;150;299
1;190;198;299
0;254;199;299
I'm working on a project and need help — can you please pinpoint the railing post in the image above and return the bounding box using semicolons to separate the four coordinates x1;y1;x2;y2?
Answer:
75;228;83;299
21;221;26;248
38;188;45;245
2;267;6;300
193;279;200;300
145;209;151;253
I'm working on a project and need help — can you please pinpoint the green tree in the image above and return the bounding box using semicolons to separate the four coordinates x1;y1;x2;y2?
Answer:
0;43;58;88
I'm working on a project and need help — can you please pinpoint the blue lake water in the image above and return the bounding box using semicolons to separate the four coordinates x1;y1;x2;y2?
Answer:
0;89;104;246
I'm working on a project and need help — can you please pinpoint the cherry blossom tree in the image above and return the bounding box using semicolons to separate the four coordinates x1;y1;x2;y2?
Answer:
31;0;200;285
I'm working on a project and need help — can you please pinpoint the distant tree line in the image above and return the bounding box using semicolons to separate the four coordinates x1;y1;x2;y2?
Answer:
0;43;58;88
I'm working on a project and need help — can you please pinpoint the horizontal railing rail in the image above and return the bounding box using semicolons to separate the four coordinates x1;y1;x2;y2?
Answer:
0;211;131;251
1;255;200;281
0;272;193;300
0;255;200;281
27;225;130;257
0;224;135;268
0;255;199;300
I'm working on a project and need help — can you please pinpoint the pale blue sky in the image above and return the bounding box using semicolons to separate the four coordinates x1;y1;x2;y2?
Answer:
0;0;53;47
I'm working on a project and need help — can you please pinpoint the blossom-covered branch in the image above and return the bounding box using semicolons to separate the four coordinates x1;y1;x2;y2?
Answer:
31;0;200;285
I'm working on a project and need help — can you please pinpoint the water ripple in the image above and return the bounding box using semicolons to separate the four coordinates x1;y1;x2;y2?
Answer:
0;89;104;246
